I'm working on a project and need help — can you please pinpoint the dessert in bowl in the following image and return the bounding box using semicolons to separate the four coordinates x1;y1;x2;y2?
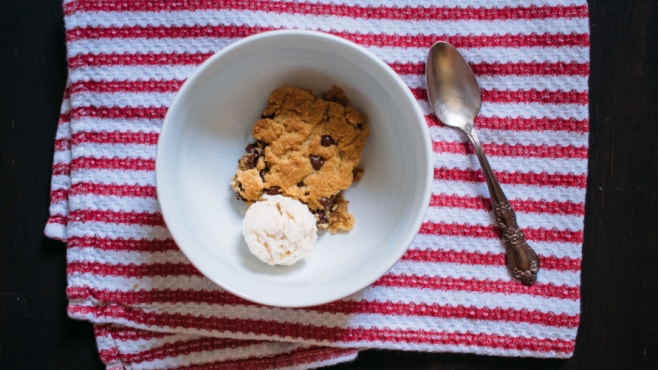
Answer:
156;30;433;307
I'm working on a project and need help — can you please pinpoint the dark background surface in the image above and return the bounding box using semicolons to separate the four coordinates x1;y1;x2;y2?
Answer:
1;0;656;369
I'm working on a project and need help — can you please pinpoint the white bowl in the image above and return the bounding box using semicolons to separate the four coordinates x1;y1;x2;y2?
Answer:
156;30;433;307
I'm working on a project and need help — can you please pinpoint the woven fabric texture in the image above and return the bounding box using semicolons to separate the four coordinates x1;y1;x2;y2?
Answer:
45;1;590;369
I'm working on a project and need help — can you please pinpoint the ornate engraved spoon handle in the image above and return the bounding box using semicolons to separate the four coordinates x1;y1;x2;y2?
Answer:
463;124;540;285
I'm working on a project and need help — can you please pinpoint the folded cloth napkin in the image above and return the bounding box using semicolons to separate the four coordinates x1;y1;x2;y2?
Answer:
45;1;589;369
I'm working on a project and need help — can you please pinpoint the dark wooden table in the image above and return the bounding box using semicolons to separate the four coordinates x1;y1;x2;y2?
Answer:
1;0;656;369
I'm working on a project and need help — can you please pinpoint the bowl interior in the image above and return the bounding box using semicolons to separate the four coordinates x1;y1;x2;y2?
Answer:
157;31;432;307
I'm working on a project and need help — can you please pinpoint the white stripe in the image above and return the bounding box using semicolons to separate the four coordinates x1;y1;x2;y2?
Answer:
71;117;163;134
68;248;188;265
69;194;160;213
72;143;156;160
50;174;71;190
67;275;579;314
67;221;170;239
68;65;198;83
69;34;589;64
389;261;580;287
44;222;67;241
400;74;590;93
410;234;582;259
72;92;176;108
69;65;590;95
72;90;589;122
417;99;587;120
424;205;584;231
55;120;71;139
125;302;577;340
69;39;589;65
433;151;587;175
53;150;72;164
49;202;69;217
429;126;589;148
66;10;589;36
60;98;71;114
72;169;156;186
433;178;584;202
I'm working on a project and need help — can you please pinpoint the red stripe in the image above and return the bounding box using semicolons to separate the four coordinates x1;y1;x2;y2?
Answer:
71;157;155;171
66;262;577;299
70;210;164;226
402;249;581;272
71;131;159;145
412;87;588;105
95;324;170;341
58;113;70;124
432;141;588;159
71;106;168;120
121;337;263;365
70;129;585;160
71;79;185;94
66;208;583;243
435;167;587;188
67;262;203;277
97;347;119;365
420;222;584;244
174;347;357;370
52;162;70;176
70;182;157;198
66;23;590;48
50;189;68;203
67;183;584;215
70;304;576;354
430;194;584;216
65;1;588;21
68;287;580;328
427;114;589;133
47;215;67;225
375;274;579;300
390;61;589;76
68;236;178;252
54;138;70;151
70;105;589;134
68;52;215;68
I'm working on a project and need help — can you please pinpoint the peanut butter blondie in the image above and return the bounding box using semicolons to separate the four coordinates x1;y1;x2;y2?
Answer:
231;86;369;233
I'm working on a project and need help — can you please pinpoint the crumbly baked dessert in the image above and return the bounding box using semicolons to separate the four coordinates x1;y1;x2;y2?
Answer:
231;86;369;233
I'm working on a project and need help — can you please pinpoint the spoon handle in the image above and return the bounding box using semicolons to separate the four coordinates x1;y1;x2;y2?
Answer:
463;124;540;285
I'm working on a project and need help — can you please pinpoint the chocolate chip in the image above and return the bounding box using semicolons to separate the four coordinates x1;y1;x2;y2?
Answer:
319;197;332;209
310;155;324;170
297;182;305;187
357;124;363;129
261;113;275;119
236;193;245;201
259;169;268;181
321;135;335;146
244;154;256;169
266;186;279;195
245;143;257;153
316;210;329;225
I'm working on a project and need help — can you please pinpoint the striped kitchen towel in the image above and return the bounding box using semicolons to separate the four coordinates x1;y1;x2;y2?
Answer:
45;1;589;369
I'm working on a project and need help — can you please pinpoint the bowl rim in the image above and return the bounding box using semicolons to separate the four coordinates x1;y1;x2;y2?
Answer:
156;29;434;307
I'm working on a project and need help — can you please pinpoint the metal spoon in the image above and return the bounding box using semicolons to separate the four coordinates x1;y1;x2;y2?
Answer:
426;42;540;285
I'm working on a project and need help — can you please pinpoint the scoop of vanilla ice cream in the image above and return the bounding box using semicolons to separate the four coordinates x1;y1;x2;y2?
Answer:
243;195;318;266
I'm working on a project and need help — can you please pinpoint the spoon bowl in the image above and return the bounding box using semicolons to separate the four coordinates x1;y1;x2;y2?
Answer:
426;42;482;130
